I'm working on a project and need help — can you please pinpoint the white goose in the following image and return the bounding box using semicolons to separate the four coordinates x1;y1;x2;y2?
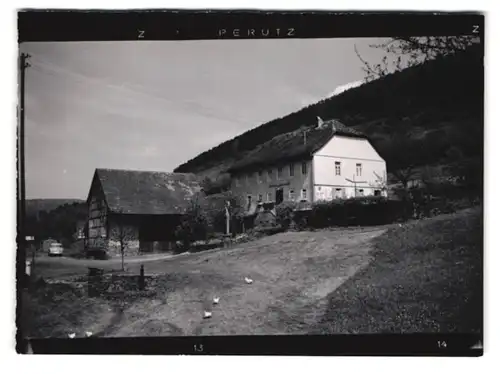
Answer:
203;310;212;319
244;277;253;284
213;297;220;305
68;333;76;339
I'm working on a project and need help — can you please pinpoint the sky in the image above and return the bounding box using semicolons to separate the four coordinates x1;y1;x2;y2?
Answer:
20;38;388;199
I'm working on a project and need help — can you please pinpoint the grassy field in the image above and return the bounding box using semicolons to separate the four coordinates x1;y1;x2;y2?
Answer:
22;208;482;338
311;206;483;334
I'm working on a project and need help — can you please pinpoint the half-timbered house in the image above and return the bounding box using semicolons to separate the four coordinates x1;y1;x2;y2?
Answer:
85;168;201;256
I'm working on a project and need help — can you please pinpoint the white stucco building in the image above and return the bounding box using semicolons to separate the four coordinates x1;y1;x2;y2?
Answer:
228;118;387;210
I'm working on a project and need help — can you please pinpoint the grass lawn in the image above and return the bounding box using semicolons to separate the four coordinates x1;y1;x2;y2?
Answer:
311;206;483;334
22;207;482;337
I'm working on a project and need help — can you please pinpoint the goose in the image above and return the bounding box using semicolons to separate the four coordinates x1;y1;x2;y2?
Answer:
68;333;76;339
213;297;220;305
203;311;212;318
85;331;93;337
244;277;253;284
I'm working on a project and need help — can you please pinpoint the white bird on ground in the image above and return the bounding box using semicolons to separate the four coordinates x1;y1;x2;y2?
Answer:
244;277;253;284
213;297;220;305
85;331;93;337
203;311;212;319
68;333;76;339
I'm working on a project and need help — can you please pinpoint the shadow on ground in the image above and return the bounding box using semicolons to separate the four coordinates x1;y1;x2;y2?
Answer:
309;207;483;334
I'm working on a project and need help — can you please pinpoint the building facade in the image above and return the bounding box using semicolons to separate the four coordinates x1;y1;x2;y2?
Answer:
228;119;387;210
85;168;201;256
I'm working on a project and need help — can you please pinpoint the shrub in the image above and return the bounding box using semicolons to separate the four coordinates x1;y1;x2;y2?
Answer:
201;191;246;235
254;209;277;227
275;201;300;229
308;197;409;228
175;196;211;249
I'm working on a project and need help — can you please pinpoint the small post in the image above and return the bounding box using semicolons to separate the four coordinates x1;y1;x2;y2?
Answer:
139;264;145;290
225;201;231;236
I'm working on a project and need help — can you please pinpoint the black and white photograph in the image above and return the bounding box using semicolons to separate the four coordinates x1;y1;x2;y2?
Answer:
15;10;484;356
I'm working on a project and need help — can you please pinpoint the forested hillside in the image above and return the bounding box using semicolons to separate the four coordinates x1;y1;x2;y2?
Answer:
174;45;483;191
26;199;85;217
24;201;87;245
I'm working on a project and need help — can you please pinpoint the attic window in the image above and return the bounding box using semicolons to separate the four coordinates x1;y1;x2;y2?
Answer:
356;163;362;177
267;169;273;181
335;161;341;176
258;170;263;183
289;163;295;177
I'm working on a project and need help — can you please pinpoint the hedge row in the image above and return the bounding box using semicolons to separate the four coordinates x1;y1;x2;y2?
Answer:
309;197;410;227
275;197;411;229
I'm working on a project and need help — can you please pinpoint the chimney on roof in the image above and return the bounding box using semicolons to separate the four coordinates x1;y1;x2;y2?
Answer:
317;116;324;128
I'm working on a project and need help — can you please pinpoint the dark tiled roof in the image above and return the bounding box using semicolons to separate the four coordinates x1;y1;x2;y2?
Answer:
228;119;365;173
95;168;201;215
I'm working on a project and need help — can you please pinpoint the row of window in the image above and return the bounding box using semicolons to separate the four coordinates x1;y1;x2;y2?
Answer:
334;162;363;177
248;188;308;205
237;161;308;186
237;161;363;185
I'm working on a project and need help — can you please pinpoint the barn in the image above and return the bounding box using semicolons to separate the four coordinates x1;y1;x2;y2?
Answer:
85;168;201;256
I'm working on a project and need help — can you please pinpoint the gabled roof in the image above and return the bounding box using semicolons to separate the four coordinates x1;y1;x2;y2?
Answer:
228;119;366;173
92;168;201;215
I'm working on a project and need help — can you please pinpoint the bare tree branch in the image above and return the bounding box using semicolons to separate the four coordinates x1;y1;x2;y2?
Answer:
356;36;478;82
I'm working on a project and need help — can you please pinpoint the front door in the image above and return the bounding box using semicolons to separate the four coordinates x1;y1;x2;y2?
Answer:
275;188;284;205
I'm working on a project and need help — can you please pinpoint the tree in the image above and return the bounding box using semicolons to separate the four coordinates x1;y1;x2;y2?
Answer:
175;194;210;249
355;36;478;82
200;173;232;195
114;210;135;271
379;131;423;190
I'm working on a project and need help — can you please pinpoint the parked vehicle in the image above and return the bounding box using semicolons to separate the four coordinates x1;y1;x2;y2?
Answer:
48;243;64;257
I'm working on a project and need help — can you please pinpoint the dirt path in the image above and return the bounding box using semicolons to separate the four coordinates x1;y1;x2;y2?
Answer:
94;228;385;336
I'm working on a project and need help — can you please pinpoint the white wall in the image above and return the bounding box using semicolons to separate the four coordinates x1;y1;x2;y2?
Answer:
313;136;387;200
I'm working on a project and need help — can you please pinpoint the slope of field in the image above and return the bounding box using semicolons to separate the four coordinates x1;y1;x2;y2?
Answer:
24;207;482;337
312;206;482;334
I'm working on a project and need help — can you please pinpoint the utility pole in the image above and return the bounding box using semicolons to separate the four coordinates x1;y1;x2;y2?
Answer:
16;52;30;353
18;53;30;275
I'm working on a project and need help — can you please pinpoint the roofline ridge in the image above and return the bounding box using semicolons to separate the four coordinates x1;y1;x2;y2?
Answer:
95;167;197;176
